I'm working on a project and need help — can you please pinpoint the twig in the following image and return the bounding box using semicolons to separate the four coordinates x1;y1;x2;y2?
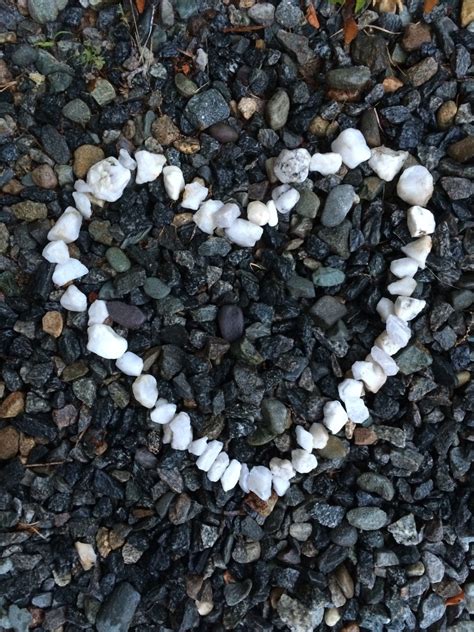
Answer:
223;25;265;33
25;460;65;468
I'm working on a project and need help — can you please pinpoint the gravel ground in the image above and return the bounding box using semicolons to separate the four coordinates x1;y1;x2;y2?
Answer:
0;0;473;630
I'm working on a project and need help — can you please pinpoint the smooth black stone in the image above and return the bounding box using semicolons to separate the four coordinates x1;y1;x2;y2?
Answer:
218;305;244;342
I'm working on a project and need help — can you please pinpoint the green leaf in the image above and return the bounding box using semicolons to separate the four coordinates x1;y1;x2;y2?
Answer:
355;0;368;11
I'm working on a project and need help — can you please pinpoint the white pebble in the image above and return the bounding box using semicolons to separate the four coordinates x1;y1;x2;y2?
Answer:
87;324;127;359
118;148;137;171
390;257;418;279
248;465;273;500
407;206;435;237
150;399;176;425
269;458;295;481
162;424;172;444
370;346;398;377
344;398;370;424
86;157;131;202
323;400;349;434
338;378;364;402
170;412;193;450
163;165;185;200
188;437;208;456
60;285;87;312
181;182;208;210
74;179;90;193
195;48;208;71
42;240;69;264
376;297;395;323
193;199;223;234
88;300;109;325
134;151;166;184
225;219;263;248
397;165;434;206
272;184;300;214
132;374;158;409
374;331;402;356
309;152;342;175
291;449;318;474
116;351;143;377
239;463;250;493
295;426;314;452
325;608;341;627
75;542;97;571
394;296;426;321
273;476;291;496
331;128;371;169
52;258;88;286
309;423;329;449
387;276;417;297
72;192;92;219
47;208;82;243
273;148;311;183
386;314;411;347
207;452;229;482
247;201;270;226
221;459;242;492
352;359;387;393
196;440;223;472
401;236;432;269
214;202;241;228
266;200;279;227
368;146;408;182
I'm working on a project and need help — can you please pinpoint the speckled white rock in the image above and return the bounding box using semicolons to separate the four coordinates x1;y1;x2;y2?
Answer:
370;346;398;377
170;412;193;450
394;296;426;321
401;236;432;269
247;201;270;226
221;459;242;492
295;426;314;452
135;151;166;184
273;148;311;183
386;314;411;347
225;219;263;247
132;374;158;409
331;128;371;169
387;276;417;297
390;257;418;278
266;200;279;226
248;465;273;500
291;449;317;474
196;440;223;472
72;192;92;219
116;351;143;377
309;152;342;175
52;258;88;286
368;146;408;181
75;542;97;571
60;285;87;312
118;148;137;171
239;462;250;493
397;165;434;206
323;400;349;433
193;199;223;234
87;324;127;359
272;184;300;214
309;423;329;449
214;202;241;228
376;297;395;322
374;331;402;356
207;452;229;482
352;359;387;393
344;398;370;423
407;206;435;237
150;398;176;424
42;239;69;264
88;300;109;325
163;165;185;200
181;182;209;210
86;157;131;202
188;437;208;456
47;208;82;243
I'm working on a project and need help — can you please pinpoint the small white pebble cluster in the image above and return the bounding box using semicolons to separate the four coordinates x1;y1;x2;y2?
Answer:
41;128;435;500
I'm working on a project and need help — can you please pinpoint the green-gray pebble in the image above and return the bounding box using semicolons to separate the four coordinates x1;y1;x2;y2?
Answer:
106;247;131;273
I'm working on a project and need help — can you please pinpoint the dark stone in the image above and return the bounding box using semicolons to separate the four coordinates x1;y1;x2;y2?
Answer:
183;89;230;130
96;583;141;632
106;302;146;329
218;305;244;342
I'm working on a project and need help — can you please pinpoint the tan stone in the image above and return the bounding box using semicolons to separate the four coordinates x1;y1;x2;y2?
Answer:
353;427;378;445
0;391;25;418
42;311;63;338
73;145;105;178
238;97;259;120
151;114;180;145
0;426;19;460
173;137;200;154
448;136;474;163
461;0;474;26
402;23;431;52
31;164;58;189
437;100;457;130
383;76;404;93
308;115;330;137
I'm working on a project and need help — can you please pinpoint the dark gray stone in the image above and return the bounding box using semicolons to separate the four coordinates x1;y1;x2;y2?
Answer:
184;89;230;130
96;583;141;632
346;507;388;530
321;184;358;227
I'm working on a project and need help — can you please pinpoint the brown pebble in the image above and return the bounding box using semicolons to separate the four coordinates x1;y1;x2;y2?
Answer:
437;100;458;130
173;137;200;154
402;23;431;52
53;404;78;429
354;427;378;445
383;76;404;93
73;145;105;178
448;136;474;163
406;57;438;87
308;116;329;137
0;391;25;418
208;122;239;143
42;310;63;338
341;624;360;632
461;0;474;27
151;114;180;145
0;426;20;460
31;164;58;189
245;491;278;517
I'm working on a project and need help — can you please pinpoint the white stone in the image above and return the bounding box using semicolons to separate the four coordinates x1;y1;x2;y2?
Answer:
401;236;432;269
134;150;166;184
207;452;229;482
266;200;279;226
162;424;172;444
87;324;127;359
132;374;158;409
214;202;241;228
369;347;398;377
75;542;97;571
170;412;193;450
118;148;137;171
47;208;82;243
273;476;291;496
74;179;90;193
248;465;273;500
86;157;131;202
269;458;295;481
247;201;270;226
150;398;176;424
374;331;402;356
52;258;88;286
309;423;329;449
309;152;342;175
272;184;300;214
221;459;242;492
163;165;185;200
42;240;69;264
386;314;411;347
291;449;318;474
196;440;223;472
193;199;223;235
88;300;109;326
239;463;250;493
344;398;370;423
181;182;208;210
273;148;311;183
352;359;387;393
394;296;426;321
295;426;314;452
225;219;263;247
60;285;87;312
188;437;208;456
390;257;418;278
376;297;395;323
323;400;349;434
387;276;417;297
368;146;408;182
407;206;435;237
331;128;371;169
195;48;208;71
72;192;92;219
397;165;434;206
116;351;143;377
338;378;364;402
325;608;341;627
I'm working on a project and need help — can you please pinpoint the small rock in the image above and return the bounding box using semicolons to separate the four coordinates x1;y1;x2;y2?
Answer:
28;0;60;23
91;78;116;106
461;0;474;27
184;89;230;130
218;305;244;342
266;89;290;130
248;2;275;25
151;114;180;145
96;582;141;632
441;176;474;200
73;145;105;178
437;101;457;129
261;398;291;435
208;123;239;143
106;301;146;329
62;99;91;124
388;513;420;545
357;472;394;501
175;72;198;97
326;66;371;100
31;164;57;189
406;57;438;87
273;148;311;184
448;136;474;163
419;594;445;629
42;311;63;338
346;507;387;530
12;201;47;222
105;247;131;273
277;594;324;632
0;426;19;460
312;267;345;287
0;392;25;418
402;23;431;51
321;185;359;227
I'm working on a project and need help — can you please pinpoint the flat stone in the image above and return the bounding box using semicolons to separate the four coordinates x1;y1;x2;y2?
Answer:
151;114;180;145
73;145;105;178
42;311;63;338
91;79;116;106
448;136;474;163
402;23;431;51
312;267;345;287
406;57;438;87
62;99;91;124
184;89;230;130
261;398;291;435
266;88;290;130
96;582;141;632
218;304;244;342
346;507;388;530
40;125;71;164
106;302;146;329
105;247;131;273
0;426;19;460
12;201;47;221
321;185;358;227
357;472;394;501
295;189;320;218
396;343;432;375
0;392;25;418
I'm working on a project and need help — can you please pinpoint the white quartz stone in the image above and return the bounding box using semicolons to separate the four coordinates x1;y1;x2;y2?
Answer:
376;297;395;323
87;324;128;359
272;184;300;214
75;542;97;571
195;48;208;71
116;351;143;377
331;128;371;169
369;346;398;377
309;423;329;449
292;449;318;474
247;201;270;226
374;331;402;356
273;476;291;496
344;398;370;423
309;152;342;175
52;258;88;286
135;150;166;184
207;452;229;482
170;412;193;450
386;314;411;347
42;240;69;264
248;465;273;500
390;257;418;278
60;285;87;312
163;165;185;200
188;437;208;456
132;374;158;409
368;146;408;182
72;192;92;219
162;424;172;444
88;300;109;325
273;148;311;183
221;459;242;492
338;378;364;402
394;296;426;321
387;276;417;297
86;157;131;202
225;219;263;247
193;199;223;234
150;398;176;424
397;165;434;206
269;458;295;481
181;182;209;210
351;359;387;393
214;202;241;228
196;440;223;472
47;208;82;243
401;236;432;269
266;200;279;227
118;148;137;171
295;426;314;452
239;463;250;493
407;206;435;237
74;179;90;193
323;400;349;434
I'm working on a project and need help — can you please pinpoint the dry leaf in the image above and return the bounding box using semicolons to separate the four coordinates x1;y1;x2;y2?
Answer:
306;4;320;29
423;0;438;12
135;0;146;14
343;16;358;45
